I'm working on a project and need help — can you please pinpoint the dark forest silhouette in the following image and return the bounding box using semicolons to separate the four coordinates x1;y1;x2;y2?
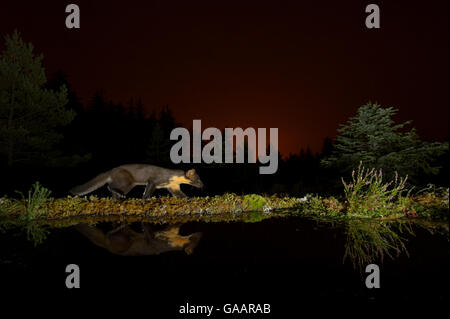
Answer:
1;31;447;198
0;70;339;197
1;70;448;197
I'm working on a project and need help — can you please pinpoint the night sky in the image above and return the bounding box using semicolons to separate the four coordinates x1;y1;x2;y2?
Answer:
1;0;448;155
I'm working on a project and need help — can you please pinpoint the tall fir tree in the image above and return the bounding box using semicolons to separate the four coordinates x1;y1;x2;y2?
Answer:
322;102;448;182
0;31;74;166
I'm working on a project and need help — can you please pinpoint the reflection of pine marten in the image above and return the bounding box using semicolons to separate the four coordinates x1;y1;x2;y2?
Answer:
70;164;204;199
75;222;202;256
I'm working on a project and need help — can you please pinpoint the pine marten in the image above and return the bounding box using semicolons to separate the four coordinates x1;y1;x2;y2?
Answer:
70;164;204;199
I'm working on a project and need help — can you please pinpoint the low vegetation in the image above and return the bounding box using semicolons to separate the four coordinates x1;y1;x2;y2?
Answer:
0;165;448;222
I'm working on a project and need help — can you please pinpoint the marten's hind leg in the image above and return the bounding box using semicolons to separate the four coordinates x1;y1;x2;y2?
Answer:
108;169;135;199
108;185;126;199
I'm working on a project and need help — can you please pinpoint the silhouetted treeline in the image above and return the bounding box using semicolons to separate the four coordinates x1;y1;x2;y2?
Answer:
0;72;447;197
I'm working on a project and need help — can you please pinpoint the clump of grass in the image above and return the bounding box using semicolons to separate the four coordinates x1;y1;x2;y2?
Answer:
300;195;345;218
15;182;52;220
342;162;409;217
322;197;344;215
303;196;327;215
0;182;51;245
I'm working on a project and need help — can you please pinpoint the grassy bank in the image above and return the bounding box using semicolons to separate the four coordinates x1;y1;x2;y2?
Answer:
0;189;448;222
0;165;448;221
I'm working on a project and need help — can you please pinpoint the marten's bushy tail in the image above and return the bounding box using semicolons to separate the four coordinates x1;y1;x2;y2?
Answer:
70;172;111;196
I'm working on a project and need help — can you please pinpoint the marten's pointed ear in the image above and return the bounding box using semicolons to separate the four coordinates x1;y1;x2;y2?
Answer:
186;169;196;178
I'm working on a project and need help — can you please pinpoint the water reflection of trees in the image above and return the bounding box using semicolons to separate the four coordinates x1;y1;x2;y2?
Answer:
342;219;448;271
343;220;412;271
1;209;448;267
0;215;49;246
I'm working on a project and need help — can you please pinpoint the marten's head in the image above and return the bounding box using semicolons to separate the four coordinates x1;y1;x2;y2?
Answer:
186;169;204;189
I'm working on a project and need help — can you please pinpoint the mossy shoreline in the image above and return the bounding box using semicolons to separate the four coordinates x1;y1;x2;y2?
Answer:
1;192;448;222
2;165;447;223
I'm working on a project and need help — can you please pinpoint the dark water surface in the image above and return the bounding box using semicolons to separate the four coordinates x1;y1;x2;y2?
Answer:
0;211;448;315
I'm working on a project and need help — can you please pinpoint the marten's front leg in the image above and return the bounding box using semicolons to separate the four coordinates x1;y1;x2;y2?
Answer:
143;181;156;199
168;187;187;198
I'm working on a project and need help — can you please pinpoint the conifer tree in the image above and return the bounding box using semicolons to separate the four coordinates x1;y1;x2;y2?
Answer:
322;102;448;181
0;31;74;166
